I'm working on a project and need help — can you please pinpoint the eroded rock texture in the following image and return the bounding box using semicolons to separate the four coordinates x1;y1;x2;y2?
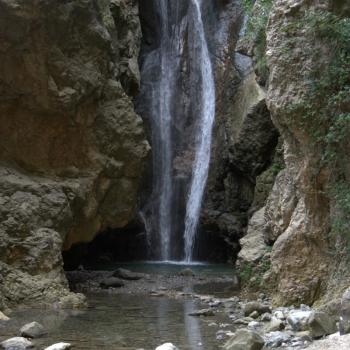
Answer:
265;0;350;305
0;0;149;309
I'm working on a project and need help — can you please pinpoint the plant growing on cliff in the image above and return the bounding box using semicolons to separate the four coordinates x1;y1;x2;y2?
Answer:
242;0;273;81
286;10;350;242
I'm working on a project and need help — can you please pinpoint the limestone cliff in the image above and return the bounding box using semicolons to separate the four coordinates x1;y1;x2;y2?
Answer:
238;0;350;306
0;0;149;309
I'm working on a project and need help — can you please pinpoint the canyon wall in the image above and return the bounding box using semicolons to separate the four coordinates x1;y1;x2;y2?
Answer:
238;0;350;307
0;0;149;309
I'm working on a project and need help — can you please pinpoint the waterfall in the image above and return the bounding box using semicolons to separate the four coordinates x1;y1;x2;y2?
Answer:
138;0;216;262
183;0;216;262
157;0;174;261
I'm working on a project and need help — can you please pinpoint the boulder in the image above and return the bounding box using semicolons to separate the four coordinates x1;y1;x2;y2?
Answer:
223;329;264;350
244;301;271;316
155;343;179;350
1;337;34;350
20;321;46;338
287;310;312;331
264;331;291;348
0;311;9;321
308;311;337;338
44;344;72;350
265;317;285;332
112;268;144;281
100;277;125;289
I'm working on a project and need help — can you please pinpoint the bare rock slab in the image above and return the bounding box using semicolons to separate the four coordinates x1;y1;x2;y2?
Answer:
223;329;264;350
1;337;34;350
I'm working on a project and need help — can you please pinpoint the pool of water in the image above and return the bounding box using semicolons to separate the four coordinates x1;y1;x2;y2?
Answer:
82;261;235;278
0;293;232;350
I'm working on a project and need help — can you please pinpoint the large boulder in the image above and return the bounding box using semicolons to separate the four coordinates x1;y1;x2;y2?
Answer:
308;311;337;338
1;337;33;350
20;321;46;338
223;329;264;350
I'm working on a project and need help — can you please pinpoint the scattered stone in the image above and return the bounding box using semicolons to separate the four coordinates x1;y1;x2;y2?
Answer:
112;268;144;281
244;301;271;316
20;321;46;338
340;287;350;335
264;331;291;348
273;310;286;320
233;317;254;325
248;321;261;329
287;310;312;331
308;311;337;338
223;329;264;350
249;311;260;319
188;308;214;317
155;343;179;350
0;311;10;321
99;277;125;289
1;337;34;350
209;299;222;307
265;317;285;332
178;268;195;277
44;343;72;350
261;313;272;322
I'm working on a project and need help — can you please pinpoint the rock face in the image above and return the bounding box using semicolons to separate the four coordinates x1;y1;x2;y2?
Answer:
0;0;149;309
263;0;350;305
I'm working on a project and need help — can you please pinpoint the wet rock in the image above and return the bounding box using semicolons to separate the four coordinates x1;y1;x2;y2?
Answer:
287;310;312;331
244;301;271;316
100;277;125;289
1;337;34;350
112;268;144;281
265;317;285;332
340;287;350;335
188;308;214;317
155;343;179;350
264;331;291;348
308;311;337;338
44;344;72;350
20;321;46;338
0;311;9;321
223;329;264;350
178;268;195;277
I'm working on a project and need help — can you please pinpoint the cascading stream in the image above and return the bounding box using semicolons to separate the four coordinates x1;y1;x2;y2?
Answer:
183;0;216;262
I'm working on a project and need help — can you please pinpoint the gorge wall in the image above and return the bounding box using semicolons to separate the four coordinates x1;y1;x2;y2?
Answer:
0;0;149;309
238;0;350;308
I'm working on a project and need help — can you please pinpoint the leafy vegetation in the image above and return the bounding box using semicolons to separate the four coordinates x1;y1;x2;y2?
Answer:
242;0;273;81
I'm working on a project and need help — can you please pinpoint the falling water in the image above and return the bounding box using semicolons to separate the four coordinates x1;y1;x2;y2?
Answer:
156;0;175;261
183;0;216;262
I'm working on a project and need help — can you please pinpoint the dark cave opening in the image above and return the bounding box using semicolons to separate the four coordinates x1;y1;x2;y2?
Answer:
62;220;233;271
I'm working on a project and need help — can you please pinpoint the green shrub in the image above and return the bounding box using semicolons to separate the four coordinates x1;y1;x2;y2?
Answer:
242;0;273;81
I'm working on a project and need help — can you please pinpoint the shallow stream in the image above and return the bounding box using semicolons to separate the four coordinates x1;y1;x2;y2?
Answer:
0;263;237;349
